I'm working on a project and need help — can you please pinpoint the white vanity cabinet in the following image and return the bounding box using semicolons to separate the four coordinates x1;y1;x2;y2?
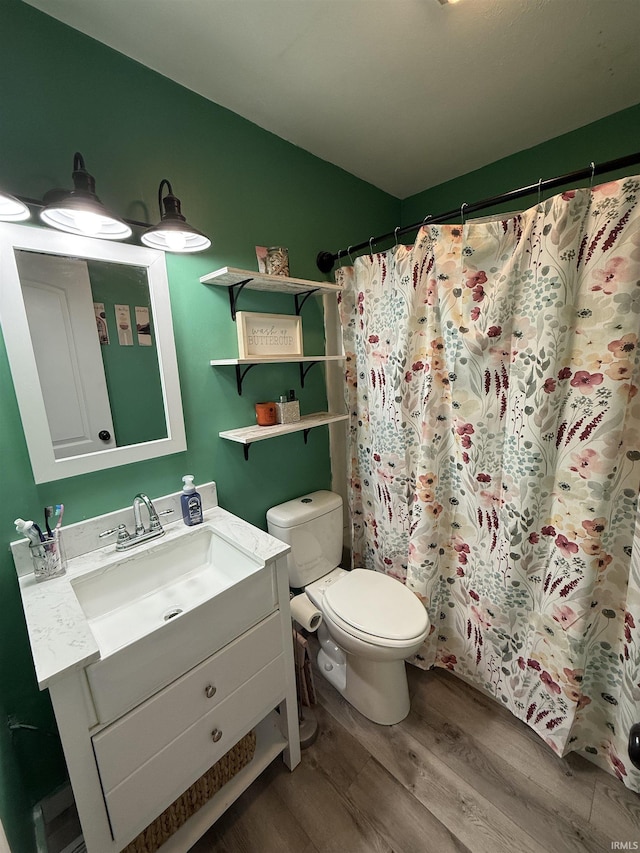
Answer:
13;488;301;853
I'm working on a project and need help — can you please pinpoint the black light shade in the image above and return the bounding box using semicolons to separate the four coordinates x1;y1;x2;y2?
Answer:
40;152;132;240
141;179;211;253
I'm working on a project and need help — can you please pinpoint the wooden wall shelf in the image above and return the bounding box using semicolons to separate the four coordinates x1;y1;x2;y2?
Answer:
210;355;345;395
219;412;348;460
200;267;342;319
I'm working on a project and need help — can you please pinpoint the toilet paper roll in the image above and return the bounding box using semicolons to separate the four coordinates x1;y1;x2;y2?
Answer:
290;593;323;632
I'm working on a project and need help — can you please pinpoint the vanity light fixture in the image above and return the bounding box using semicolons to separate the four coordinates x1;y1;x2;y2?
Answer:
141;179;211;254
40;152;132;241
0;189;30;222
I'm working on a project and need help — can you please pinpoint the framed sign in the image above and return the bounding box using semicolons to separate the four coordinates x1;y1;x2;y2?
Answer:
236;311;303;359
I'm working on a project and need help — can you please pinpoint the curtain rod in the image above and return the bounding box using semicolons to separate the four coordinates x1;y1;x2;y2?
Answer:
315;151;640;273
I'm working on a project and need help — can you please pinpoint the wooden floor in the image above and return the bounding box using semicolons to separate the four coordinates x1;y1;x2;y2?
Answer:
191;659;640;853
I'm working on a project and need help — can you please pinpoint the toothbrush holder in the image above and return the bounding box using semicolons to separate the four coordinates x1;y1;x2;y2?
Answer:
276;399;300;424
30;531;66;582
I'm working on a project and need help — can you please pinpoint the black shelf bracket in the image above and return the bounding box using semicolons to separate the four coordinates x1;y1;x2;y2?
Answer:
234;364;256;396
299;360;318;388
303;428;312;444
294;288;319;315
243;445;251;461
228;278;253;320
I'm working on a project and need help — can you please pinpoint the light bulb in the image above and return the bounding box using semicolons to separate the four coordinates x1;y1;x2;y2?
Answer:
165;230;188;252
72;209;106;236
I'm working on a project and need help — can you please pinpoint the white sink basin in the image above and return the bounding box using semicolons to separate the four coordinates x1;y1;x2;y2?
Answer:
71;523;263;658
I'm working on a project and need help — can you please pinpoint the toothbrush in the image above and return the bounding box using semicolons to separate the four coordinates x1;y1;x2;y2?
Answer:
44;506;54;538
54;504;64;531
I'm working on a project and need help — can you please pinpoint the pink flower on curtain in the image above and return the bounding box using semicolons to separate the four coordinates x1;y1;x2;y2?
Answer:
540;671;562;694
552;603;578;628
593;181;622;196
608;333;637;358
543;378;557;393
591;257;630;294
487;325;502;338
581;539;602;556
570;448;605;479
558;367;572;380
416;472;437;502
465;270;487;288
471;306;481;320
582;518;607;535
555;534;579;557
570;371;604;393
610;753;628;780
605;361;633;381
456;422;474;436
596;553;613;572
472;284;485;302
470;605;491;629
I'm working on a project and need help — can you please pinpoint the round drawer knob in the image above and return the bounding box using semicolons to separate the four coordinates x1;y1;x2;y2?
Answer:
204;684;217;699
211;728;222;743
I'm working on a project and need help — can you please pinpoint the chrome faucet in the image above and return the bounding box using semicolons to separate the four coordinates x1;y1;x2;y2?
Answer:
99;493;173;550
133;493;162;536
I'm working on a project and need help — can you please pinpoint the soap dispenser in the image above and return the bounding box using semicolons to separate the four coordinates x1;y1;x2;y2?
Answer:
181;475;203;526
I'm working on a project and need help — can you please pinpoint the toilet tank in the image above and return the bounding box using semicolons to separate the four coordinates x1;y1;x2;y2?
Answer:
267;490;343;587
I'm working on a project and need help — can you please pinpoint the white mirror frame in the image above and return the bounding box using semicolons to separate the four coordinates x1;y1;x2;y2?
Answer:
0;223;187;483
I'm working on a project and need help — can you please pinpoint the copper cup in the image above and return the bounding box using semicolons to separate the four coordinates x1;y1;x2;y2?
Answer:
255;401;277;426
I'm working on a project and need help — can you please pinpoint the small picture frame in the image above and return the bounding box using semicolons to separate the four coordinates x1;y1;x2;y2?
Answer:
236;311;303;359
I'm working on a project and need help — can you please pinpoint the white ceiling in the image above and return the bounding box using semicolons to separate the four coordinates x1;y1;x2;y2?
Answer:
23;0;640;199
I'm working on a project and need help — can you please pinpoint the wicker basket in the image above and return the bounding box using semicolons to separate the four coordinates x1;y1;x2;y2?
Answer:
121;730;257;853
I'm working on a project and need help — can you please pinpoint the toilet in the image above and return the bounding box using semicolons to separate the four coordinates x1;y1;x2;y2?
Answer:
267;490;429;725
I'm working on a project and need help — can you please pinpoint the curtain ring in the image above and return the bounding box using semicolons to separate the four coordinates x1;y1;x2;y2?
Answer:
369;236;375;257
422;213;432;227
394;226;400;248
460;202;468;225
336;249;343;267
537;177;543;207
347;245;355;265
589;161;596;191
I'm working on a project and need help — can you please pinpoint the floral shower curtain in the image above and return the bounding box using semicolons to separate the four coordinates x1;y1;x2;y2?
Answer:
338;177;640;791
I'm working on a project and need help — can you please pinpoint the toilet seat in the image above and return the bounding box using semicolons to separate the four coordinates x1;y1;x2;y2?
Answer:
322;569;428;647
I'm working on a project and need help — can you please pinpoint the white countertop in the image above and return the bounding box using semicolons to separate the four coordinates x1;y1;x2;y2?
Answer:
12;485;289;690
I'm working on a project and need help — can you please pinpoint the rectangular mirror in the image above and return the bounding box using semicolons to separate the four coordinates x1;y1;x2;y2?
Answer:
0;223;187;482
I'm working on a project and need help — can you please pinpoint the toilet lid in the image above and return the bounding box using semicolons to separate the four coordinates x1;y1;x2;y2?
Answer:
324;569;428;641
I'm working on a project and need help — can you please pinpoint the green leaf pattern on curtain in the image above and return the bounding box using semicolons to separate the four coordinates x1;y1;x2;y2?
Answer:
338;178;640;791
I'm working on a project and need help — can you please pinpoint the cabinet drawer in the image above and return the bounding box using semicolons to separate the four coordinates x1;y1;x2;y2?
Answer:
105;655;286;845
93;612;282;793
86;562;277;724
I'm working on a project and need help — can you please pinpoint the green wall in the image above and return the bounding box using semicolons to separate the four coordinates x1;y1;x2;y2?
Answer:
0;2;399;849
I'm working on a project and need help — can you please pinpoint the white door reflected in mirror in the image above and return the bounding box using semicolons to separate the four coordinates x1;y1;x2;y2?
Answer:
17;252;117;459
